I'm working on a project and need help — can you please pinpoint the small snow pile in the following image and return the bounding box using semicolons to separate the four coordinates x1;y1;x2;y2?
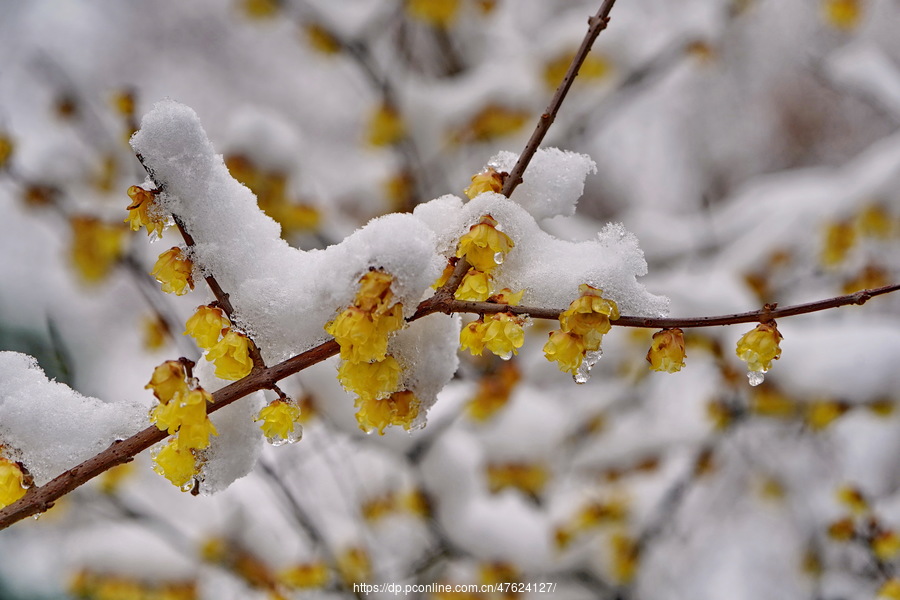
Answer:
0;352;147;486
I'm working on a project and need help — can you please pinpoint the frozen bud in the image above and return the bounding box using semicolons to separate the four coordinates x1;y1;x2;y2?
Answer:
151;247;194;296
543;330;586;375
355;390;420;435
145;360;188;403
454;269;493;302
464;167;505;199
184;305;231;350
646;328;686;373
0;457;27;509
456;214;514;273
337;356;402;400
735;322;782;373
151;439;197;489
206;330;254;380
559;284;618;351
124;186;166;237
459;319;487;356
482;312;526;358
257;399;303;444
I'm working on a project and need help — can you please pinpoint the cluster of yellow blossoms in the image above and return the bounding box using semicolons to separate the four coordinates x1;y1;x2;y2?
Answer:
0;452;27;509
184;305;254;381
146;360;217;490
325;270;419;434
69;570;198;600
543;284;619;378
453;214;515;301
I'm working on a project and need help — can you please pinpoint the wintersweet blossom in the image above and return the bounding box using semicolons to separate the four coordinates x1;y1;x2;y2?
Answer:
145;360;188;403
0;457;26;508
327;307;386;363
70;216;125;284
464;168;504;199
354;270;395;314
206;330;254;380
559;284;619;350
367;103;405;147
646;328;686;373
489;288;524;306
543;330;586;374
459;320;487;356
151;247;194;295
184;305;231;350
124;185;166;237
406;0;459;27
431;261;455;289
355;390;419;434
735;322;783;372
152;439;197;488
150;388;217;449
338;357;402;400
257;399;302;441
456;215;514;273
278;562;330;590
454;269;492;301
481;312;526;357
823;0;861;30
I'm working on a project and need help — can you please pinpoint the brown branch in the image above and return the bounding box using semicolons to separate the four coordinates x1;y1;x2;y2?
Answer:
501;0;617;198
416;283;900;327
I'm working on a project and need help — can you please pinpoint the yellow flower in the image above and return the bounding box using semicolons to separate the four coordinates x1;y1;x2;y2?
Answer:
355;390;419;434
354;270;395;314
278;561;330;589
482;312;526;357
485;462;548;496
124;185;166;237
454;269;492;301
150;388;217;450
241;0;281;19
467;362;519;421
646;328;686;373
0;133;13;170
836;484;868;515
543;330;586;375
610;533;640;584
0;457;27;508
823;0;861;30
142;314;169;351
879;578;900;600
145;360;188;403
184;305;231;350
152;439;197;489
326;307;387;363
451;104;530;144
460;319;487;356
874;532;900;561
338;357;402;400
367;103;405;147
735;322;783;373
432;261;455;289
70;216;126;284
489;287;524;306
337;547;371;586
456;215;514;273
821;220;856;267
304;23;341;55
559;284;619;351
257;399;302;442
406;0;459;27
151;247;194;296
805;401;848;430
464;168;505;199
206;330;254;380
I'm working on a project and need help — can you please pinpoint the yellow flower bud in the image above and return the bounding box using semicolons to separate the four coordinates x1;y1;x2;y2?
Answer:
646;328;686;373
456;215;514;273
406;0;459;27
338;357;403;400
145;360;188;403
460;319;487;356
151;247;194;296
464;168;505;199
482;312;526;358
150;388;217;450
257;399;302;443
278;561;330;590
823;0;861;30
184;305;231;350
70;216;126;284
543;330;586;375
124;185;166;237
327;307;386;363
0;134;14;170
152;439;197;489
879;578;900;600
454;269;492;301
336;547;371;586
355;390;419;435
206;330;254;380
874;531;900;561
367;103;405;147
559;284;619;351
0;457;27;509
304;23;341;55
354;270;395;314
485;462;548;496
735;322;782;373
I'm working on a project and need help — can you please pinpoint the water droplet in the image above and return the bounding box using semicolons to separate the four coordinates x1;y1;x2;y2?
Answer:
573;350;603;384
265;425;303;446
498;351;513;361
748;371;765;386
494;251;505;265
573;370;589;384
180;480;196;493
32;513;41;521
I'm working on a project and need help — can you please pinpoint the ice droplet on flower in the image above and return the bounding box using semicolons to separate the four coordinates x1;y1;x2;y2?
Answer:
573;350;602;384
265;426;303;446
180;480;196;493
494;251;505;265
748;371;766;386
499;351;513;361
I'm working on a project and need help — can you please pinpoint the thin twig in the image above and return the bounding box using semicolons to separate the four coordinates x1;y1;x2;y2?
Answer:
501;0;617;198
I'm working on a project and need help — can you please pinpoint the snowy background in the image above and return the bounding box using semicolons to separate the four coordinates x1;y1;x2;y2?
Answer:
1;0;900;599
